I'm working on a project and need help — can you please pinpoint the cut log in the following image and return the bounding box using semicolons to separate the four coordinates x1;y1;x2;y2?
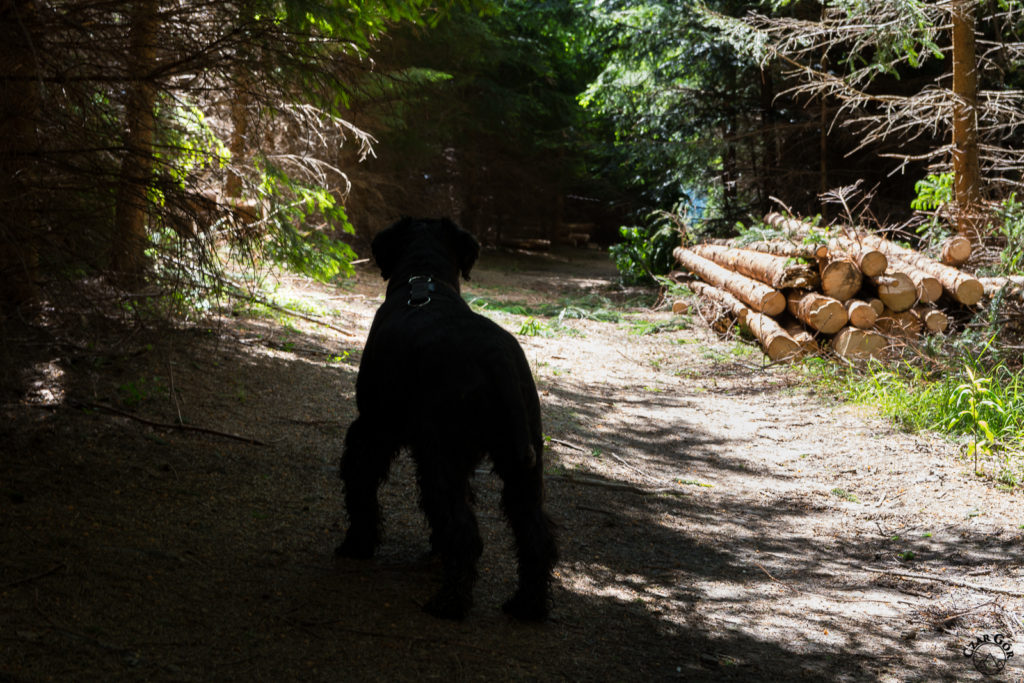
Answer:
875;308;923;337
763;211;825;240
866;297;885;316
844;299;878;330
710;237;827;260
911;305;950;334
692;243;819;289
860;234;983;305
833;326;887;359
869;272;918;312
674;247;786;316
783;321;819;355
819;259;863;301
746;313;802;361
941;234;972;265
688;281;749;327
786;290;848;334
889;258;942;303
829;237;888;277
671;300;690;315
979;275;1024;300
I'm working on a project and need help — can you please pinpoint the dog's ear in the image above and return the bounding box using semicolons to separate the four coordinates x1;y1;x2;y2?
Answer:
442;218;480;280
371;217;413;280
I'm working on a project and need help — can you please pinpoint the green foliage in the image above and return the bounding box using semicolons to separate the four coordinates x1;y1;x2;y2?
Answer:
946;366;1004;472
910;172;953;212
257;162;356;282
155;99;230;189
804;347;1024;484
468;294;624;323
995;194;1024;275
627;317;691;335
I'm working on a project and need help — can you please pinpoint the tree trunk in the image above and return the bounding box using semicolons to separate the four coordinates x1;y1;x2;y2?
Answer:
844;299;878;330
0;0;40;309
940;234;972;265
225;69;251;198
951;0;982;240
111;0;159;285
860;234;983;305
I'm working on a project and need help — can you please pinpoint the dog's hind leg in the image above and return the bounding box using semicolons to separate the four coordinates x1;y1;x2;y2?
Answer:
414;451;483;620
494;439;558;621
336;416;397;559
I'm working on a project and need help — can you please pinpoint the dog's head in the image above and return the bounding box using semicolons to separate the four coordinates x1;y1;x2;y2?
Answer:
371;217;480;285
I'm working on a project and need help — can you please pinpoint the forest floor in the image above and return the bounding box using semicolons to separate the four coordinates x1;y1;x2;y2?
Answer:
2;245;1024;682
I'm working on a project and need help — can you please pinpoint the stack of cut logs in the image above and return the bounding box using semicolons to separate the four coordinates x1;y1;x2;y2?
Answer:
672;212;1015;361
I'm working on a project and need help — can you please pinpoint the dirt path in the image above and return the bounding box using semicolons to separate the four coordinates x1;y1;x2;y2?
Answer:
2;247;1023;681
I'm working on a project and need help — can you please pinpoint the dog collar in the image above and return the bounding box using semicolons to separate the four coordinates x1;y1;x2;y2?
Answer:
407;275;436;307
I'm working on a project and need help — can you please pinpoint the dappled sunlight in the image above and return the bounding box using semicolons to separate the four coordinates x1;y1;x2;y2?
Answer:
24;360;66;406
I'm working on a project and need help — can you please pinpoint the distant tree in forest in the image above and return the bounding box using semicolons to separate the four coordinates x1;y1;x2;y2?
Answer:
0;0;440;310
703;0;1024;240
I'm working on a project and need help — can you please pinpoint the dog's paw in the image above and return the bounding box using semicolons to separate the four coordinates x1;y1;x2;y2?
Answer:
501;590;550;621
422;589;472;620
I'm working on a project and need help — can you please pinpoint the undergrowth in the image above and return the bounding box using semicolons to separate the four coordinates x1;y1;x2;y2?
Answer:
803;342;1024;489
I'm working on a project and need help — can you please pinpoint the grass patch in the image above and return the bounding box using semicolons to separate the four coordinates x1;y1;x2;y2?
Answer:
467;294;625;323
802;351;1024;485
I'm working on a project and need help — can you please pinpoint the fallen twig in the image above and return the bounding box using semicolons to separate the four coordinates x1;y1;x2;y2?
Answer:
550;437;664;484
754;562;799;593
547;473;687;496
72;400;267;446
2;563;66;589
862;566;1024;598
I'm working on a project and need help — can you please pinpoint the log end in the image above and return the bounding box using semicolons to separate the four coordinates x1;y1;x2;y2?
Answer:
954;278;984;306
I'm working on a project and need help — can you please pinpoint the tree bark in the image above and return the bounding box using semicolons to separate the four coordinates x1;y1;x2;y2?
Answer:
951;0;982;240
111;0;159;285
0;0;41;309
692;243;818;289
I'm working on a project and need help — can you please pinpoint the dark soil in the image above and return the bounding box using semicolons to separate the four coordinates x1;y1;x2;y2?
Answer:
2;246;1023;682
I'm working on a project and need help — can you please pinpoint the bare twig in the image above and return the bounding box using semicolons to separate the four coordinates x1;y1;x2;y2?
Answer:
2;563;66;589
72;399;267;446
862;566;1024;598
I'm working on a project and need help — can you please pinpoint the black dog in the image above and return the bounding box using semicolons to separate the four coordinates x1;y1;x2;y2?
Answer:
336;217;557;620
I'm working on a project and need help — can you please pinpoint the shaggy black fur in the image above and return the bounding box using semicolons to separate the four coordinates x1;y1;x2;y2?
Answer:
336;217;558;621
